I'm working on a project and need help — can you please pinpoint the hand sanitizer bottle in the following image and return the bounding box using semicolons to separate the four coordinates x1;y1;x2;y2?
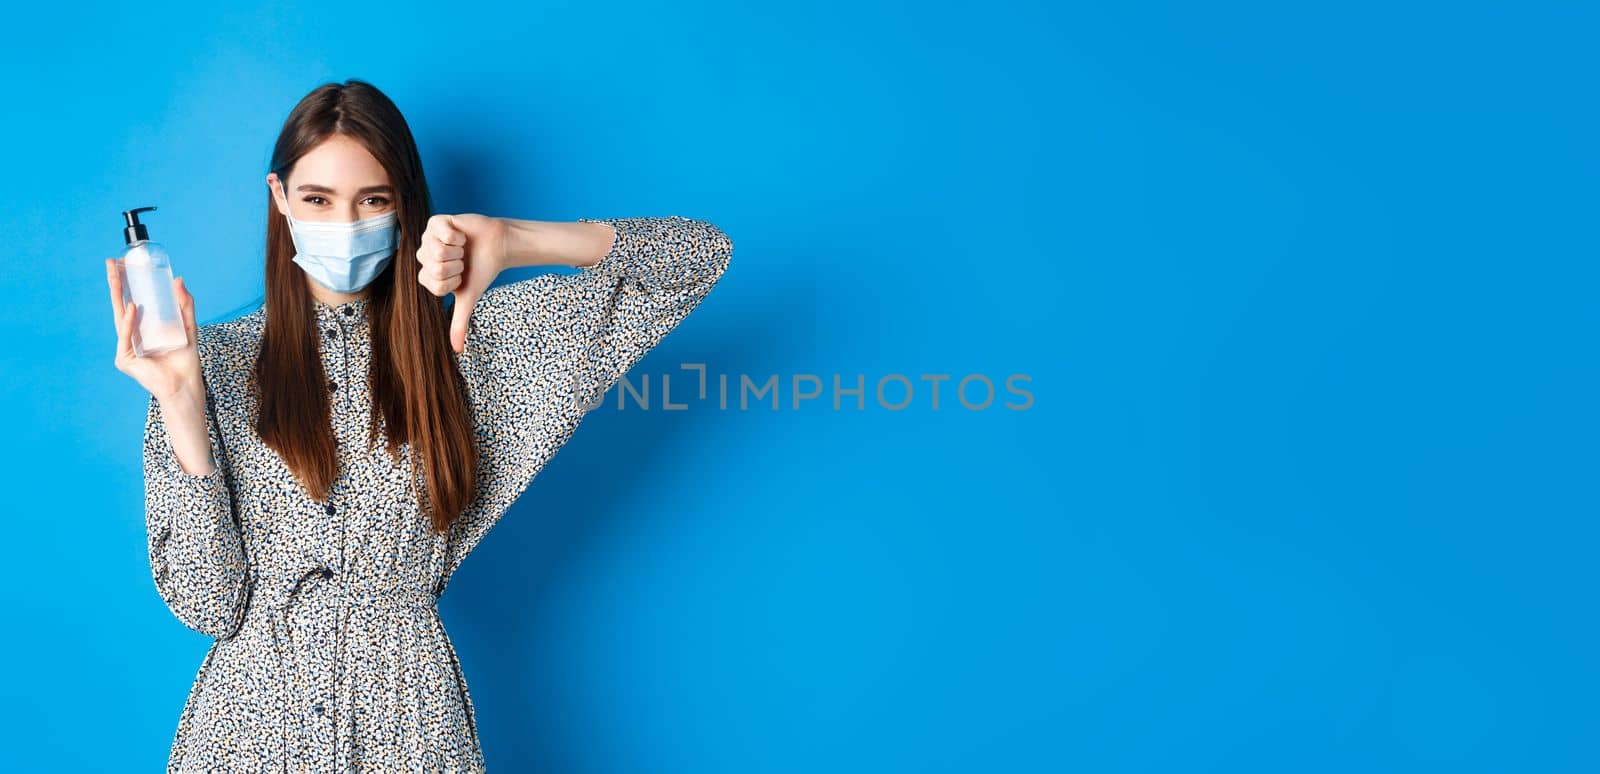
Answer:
117;206;188;356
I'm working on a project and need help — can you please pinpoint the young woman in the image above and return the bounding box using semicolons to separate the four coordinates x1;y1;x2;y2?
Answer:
105;79;733;771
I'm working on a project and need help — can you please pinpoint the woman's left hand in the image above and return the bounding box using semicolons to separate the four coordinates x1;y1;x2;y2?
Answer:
416;213;508;353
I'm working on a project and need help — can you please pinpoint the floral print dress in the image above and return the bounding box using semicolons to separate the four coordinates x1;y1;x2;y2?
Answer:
141;216;733;772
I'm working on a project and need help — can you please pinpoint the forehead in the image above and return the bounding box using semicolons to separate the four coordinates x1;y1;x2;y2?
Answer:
288;134;391;189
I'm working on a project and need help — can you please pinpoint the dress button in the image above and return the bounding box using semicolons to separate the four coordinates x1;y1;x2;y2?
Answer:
328;379;338;392
313;703;325;715
320;568;334;580
343;306;354;317
324;503;336;515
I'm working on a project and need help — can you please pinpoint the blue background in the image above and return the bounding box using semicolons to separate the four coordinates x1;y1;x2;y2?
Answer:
1;1;1596;771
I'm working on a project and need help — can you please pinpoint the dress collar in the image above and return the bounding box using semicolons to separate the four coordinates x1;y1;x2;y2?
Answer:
312;296;371;325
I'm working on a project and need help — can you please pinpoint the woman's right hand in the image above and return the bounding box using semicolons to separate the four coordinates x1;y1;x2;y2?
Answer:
106;257;203;401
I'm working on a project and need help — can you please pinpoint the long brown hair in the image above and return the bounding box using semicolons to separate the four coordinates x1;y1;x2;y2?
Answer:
256;79;477;534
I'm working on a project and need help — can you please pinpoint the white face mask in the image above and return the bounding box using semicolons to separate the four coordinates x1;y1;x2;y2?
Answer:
285;210;399;293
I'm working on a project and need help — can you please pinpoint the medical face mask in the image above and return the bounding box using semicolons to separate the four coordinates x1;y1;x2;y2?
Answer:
285;210;400;293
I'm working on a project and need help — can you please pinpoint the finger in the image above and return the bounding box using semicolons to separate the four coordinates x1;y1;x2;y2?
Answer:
116;292;135;360
419;241;459;266
417;268;460;297
434;215;465;247
433;257;464;282
175;276;197;346
449;290;479;354
106;258;127;332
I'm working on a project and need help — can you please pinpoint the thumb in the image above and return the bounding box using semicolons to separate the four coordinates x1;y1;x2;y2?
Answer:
450;289;479;354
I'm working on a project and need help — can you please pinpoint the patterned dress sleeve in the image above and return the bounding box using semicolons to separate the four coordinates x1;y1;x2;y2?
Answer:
439;215;734;585
142;374;250;640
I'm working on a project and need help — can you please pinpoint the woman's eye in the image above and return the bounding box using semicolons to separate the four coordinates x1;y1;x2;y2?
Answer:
299;195;388;206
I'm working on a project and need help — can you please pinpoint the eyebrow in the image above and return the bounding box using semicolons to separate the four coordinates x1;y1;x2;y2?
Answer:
295;183;395;195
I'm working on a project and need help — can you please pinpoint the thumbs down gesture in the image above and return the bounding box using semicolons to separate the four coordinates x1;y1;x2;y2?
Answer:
416;213;508;354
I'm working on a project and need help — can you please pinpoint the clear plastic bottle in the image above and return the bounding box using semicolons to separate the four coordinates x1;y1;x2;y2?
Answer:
117;206;188;356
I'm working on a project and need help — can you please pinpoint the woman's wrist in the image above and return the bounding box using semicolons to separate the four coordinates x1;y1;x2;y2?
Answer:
155;380;217;477
155;374;206;409
497;218;614;271
498;217;548;271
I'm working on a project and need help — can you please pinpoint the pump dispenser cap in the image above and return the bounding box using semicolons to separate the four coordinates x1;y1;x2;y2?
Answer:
122;206;157;245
